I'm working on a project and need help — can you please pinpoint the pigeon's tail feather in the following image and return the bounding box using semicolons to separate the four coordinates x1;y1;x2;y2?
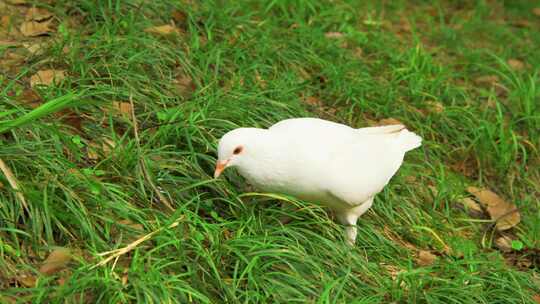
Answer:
397;129;422;152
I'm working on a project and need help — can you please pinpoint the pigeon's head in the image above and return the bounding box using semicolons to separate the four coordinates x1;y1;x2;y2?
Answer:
214;128;266;178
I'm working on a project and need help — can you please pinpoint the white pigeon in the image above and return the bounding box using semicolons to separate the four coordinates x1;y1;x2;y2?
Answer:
214;117;422;245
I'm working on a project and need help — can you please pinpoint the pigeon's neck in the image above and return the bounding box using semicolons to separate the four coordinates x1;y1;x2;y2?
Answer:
236;132;288;190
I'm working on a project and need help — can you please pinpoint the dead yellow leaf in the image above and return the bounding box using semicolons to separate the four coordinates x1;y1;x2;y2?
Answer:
533;8;540;17
459;197;483;213
302;96;322;106
30;69;66;87
20;19;53;37
325;31;344;39
110;101;132;116
507;58;525;70
352;47;363;59
474;75;499;85
171;9;187;25
6;0;27;4
416;250;437;266
425;100;444;114
87;142;100;161
23;42;48;55
25;7;53;22
495;235;513;252
1;15;11;28
39;247;72;275
173;74;195;96
118;219;144;232
17;273;36;287
378;118;403;126
467;186;520;230
144;24;180;35
17;88;42;108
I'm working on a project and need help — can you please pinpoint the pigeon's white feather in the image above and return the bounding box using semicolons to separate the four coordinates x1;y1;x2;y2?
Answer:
217;117;422;245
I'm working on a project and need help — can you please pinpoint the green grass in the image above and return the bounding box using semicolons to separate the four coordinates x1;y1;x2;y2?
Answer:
1;0;539;303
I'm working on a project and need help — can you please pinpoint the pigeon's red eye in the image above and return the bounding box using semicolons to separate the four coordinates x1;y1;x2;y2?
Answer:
233;146;243;155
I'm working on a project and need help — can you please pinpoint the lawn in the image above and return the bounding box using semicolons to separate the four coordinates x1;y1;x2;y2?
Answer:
0;0;539;303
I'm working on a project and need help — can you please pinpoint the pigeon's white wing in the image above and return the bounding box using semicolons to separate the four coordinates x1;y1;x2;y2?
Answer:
356;124;404;135
269;117;353;134
324;129;422;206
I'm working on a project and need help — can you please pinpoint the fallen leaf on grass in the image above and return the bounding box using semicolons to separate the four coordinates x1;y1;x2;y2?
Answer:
459;197;483;216
425;100;444;114
495;235;514;252
20;19;54;37
474;75;499;85
39;247;72;275
173;74;195;96
507;59;525;70
110;101;132;117
118;219;144;232
171;9;187;25
533;294;540;304
377;118;403;126
467;186;520;231
144;24;180;35
17;273;36;287
25;7;53;22
416;250;437;266
6;0;27;4
533;8;540;17
17;88;42;108
30;69;66;87
23;42;48;55
324;32;344;39
302;95;322;106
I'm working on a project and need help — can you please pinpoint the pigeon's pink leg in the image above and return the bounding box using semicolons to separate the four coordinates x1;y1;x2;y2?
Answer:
337;197;374;246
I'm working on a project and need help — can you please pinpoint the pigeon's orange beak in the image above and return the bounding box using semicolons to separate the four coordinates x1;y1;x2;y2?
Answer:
214;160;229;178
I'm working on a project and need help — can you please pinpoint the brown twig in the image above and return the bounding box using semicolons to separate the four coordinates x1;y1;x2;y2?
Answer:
129;95;174;212
0;158;29;212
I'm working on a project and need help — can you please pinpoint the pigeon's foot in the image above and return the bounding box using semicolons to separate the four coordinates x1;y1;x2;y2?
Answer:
345;225;357;246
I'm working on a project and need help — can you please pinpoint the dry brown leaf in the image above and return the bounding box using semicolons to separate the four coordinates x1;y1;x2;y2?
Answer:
39;247;72;275
173;74;195;96
87;142;99;161
20;19;53;37
6;0;27;4
378;118;403;126
144;24;180;35
352;47;363;59
533;294;540;304
118;219;144;232
17;88;42;108
467;186;520;230
495;235;513;252
507;59;525;70
474;75;499;85
171;9;187;24
425;100;444;114
416;250;437;266
25;7;53;22
110;101;132;117
459;197;483;213
1;15;10;26
17;273;36;287
101;138;116;154
533;8;540;17
302;96;321;106
512;19;531;28
30;69;66;87
325;32;344;39
23;42;48;55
